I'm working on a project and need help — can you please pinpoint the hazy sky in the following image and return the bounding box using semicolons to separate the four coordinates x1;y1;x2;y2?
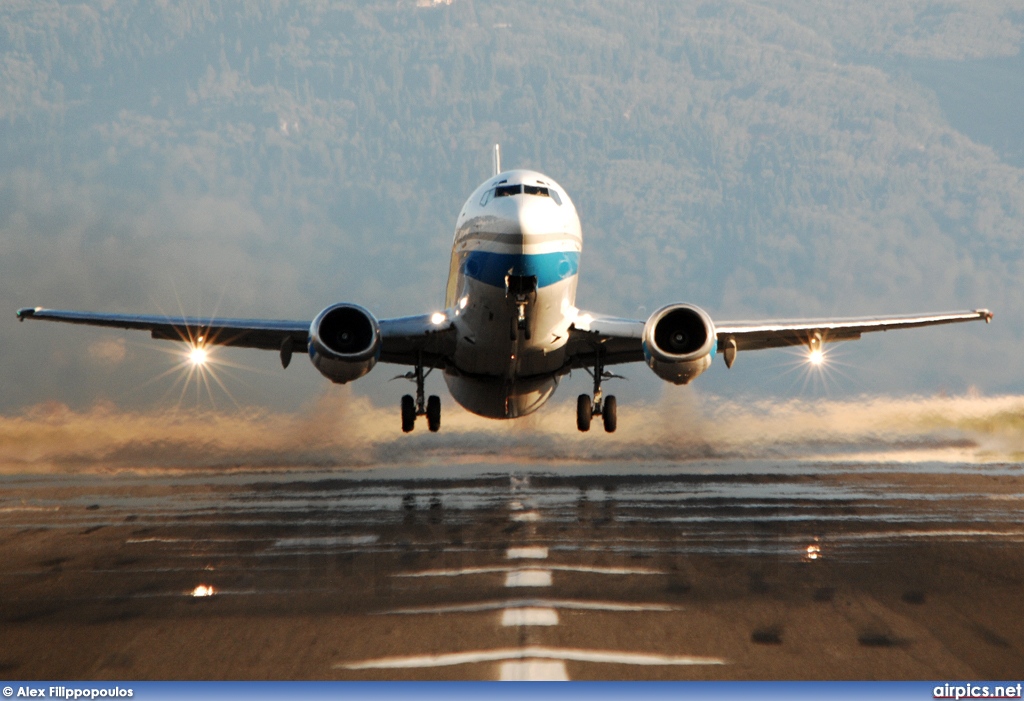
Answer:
2;0;1022;422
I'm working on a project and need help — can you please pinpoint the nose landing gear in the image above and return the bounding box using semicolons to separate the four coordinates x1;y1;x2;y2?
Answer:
398;352;441;433
506;274;537;341
577;349;620;433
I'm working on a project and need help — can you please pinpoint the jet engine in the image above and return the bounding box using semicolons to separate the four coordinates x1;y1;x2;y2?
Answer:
308;303;381;383
642;304;716;384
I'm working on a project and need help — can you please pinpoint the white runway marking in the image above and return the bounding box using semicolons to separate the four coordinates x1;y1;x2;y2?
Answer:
501;607;559;626
510;511;541;522
337;646;727;669
505;570;552;587
395;564;663;578
549;564;662;575
839;529;1024;540
380;599;677;615
499;660;569;681
273;535;379;548
0;506;60;513
506;546;548;559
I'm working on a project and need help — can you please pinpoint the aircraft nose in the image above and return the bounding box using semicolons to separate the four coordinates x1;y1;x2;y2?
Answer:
510;194;564;239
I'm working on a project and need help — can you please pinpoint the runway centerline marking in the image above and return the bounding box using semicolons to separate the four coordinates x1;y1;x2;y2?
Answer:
501;607;559;626
506;546;548;559
505;569;552;587
378;599;678;615
336;646;727;669
273;535;378;548
510;511;541;522
499;660;568;681
394;565;664;578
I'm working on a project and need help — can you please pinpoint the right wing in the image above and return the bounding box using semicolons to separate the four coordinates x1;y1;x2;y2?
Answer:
563;308;993;369
716;309;994;353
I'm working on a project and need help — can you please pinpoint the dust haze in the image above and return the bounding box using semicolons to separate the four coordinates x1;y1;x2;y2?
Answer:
2;389;1021;474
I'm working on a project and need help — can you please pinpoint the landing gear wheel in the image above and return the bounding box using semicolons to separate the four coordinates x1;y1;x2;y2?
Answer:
576;394;592;432
602;395;617;433
426;395;441;433
401;394;416;433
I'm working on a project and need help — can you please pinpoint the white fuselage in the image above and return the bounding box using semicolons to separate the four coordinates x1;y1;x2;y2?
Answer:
442;170;583;418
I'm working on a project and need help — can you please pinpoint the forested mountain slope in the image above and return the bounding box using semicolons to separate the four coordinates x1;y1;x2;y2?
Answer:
2;1;1021;408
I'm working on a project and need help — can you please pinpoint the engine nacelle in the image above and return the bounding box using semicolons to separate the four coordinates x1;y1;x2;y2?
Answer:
642;304;717;384
308;303;381;384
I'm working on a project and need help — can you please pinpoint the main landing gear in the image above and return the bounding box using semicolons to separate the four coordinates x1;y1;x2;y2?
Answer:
399;354;441;433
577;350;619;433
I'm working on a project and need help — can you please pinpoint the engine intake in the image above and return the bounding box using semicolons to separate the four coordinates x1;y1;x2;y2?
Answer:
642;304;716;384
308;304;381;383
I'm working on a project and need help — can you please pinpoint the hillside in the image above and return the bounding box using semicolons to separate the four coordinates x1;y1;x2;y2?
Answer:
2;0;1021;410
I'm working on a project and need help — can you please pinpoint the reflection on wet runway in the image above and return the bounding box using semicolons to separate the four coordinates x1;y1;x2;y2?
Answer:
0;458;1022;679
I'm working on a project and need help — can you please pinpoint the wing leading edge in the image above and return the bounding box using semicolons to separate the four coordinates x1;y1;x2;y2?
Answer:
566;308;993;368
15;307;456;367
16;307;309;350
16;305;993;372
716;309;993;354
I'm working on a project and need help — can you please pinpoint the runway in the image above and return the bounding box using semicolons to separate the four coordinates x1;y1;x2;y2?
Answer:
1;457;1022;680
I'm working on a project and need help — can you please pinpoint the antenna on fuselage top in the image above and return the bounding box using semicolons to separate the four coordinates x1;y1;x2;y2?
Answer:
492;144;501;176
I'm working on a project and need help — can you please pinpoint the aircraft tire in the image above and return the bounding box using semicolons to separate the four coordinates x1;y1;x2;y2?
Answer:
401;394;416;433
576;394;592;432
602;395;617;433
427;395;441;432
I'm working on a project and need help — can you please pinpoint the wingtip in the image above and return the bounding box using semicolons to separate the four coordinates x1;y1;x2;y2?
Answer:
16;307;38;322
976;309;993;323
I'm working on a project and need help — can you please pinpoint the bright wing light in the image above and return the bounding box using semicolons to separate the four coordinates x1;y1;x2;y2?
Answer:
188;346;209;366
807;348;825;366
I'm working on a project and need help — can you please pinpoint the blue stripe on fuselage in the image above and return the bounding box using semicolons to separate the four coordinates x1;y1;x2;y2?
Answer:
462;250;579;289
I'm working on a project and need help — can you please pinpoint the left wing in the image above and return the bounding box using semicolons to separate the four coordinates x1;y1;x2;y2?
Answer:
15;307;456;368
16;307;309;350
565;308;993;368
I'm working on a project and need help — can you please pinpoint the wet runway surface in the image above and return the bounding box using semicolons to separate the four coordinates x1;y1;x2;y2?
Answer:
1;459;1023;680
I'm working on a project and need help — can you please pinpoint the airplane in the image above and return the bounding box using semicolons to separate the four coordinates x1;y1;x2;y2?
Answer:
17;147;992;434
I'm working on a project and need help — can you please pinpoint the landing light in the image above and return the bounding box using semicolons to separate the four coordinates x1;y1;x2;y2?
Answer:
807;349;825;366
430;312;446;325
188;346;209;366
191;584;216;597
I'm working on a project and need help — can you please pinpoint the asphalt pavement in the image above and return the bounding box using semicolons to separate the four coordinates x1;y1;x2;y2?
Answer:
1;459;1022;679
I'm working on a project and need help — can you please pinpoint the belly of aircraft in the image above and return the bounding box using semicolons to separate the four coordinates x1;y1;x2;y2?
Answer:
444;274;575;419
450;275;572;377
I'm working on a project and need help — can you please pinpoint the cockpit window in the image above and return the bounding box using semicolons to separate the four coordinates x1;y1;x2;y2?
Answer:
481;182;563;206
494;184;521;198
